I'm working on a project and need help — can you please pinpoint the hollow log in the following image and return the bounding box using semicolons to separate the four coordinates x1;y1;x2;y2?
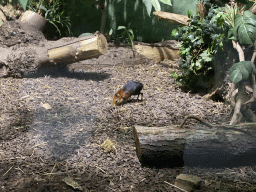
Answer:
0;34;108;77
133;123;256;168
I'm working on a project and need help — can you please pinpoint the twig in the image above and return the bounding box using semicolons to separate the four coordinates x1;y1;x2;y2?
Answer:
17;167;24;174
43;172;64;176
95;166;108;174
3;166;13;176
164;181;188;192
179;115;213;128
48;162;57;178
32;142;47;148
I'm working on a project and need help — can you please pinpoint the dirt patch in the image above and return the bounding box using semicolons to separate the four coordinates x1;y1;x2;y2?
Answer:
1;20;256;192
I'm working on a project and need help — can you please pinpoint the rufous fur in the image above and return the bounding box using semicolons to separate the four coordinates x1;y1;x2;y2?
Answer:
113;81;143;106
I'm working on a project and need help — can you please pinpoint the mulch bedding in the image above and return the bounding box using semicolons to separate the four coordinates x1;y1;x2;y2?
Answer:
1;21;256;191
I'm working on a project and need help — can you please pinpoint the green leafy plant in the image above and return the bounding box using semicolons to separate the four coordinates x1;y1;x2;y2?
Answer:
18;0;71;37
43;1;71;36
229;61;256;84
17;0;29;10
230;10;256;44
228;10;256;85
142;0;172;16
222;2;245;28
117;26;135;50
172;6;228;90
226;8;256;125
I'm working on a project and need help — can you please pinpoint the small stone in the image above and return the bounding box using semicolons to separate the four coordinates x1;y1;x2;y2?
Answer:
174;174;202;192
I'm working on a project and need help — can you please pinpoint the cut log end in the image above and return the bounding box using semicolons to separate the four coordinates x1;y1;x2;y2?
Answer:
97;34;108;55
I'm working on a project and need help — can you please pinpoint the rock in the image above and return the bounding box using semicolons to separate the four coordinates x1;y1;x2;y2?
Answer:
174;174;202;192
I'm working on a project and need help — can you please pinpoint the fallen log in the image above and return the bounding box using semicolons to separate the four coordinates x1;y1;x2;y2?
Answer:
134;40;180;62
133;123;256;168
153;11;190;26
0;34;108;77
47;34;107;64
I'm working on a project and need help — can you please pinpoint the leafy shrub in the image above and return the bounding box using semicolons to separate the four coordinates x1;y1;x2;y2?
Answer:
228;10;256;84
172;5;229;91
18;0;71;37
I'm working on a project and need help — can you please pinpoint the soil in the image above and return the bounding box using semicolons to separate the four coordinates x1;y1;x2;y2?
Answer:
1;19;256;192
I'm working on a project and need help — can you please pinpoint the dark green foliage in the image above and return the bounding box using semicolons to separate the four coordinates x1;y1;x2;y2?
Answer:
229;61;256;84
236;0;250;4
142;0;172;16
172;6;228;91
227;11;256;86
116;26;135;49
230;10;256;45
29;0;71;37
18;0;71;37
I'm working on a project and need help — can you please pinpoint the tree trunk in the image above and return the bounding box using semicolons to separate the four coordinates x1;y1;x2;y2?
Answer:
133;123;256;168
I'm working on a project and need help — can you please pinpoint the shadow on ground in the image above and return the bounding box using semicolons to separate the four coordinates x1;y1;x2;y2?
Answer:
23;65;110;81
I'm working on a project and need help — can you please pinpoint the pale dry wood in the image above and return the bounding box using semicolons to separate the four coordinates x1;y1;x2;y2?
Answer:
153;11;190;26
0;34;108;77
48;34;107;64
134;42;180;62
250;2;256;14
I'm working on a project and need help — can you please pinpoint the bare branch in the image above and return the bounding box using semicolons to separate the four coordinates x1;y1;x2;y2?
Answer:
243;74;256;106
251;40;256;63
230;80;244;125
232;40;245;61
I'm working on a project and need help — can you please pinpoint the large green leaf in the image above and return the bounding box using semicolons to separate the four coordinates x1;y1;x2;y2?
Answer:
142;0;152;16
142;0;172;16
234;10;256;45
151;0;161;12
159;0;172;6
229;61;256;84
18;0;29;11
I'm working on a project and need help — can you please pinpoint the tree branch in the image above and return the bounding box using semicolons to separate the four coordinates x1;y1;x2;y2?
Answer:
230;83;244;125
230;40;245;125
232;40;245;61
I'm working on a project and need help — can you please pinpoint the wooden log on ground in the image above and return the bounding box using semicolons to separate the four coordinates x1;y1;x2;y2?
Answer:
133;125;186;168
134;40;180;62
153;11;190;26
47;34;107;64
0;34;108;77
19;10;47;31
133;123;256;168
